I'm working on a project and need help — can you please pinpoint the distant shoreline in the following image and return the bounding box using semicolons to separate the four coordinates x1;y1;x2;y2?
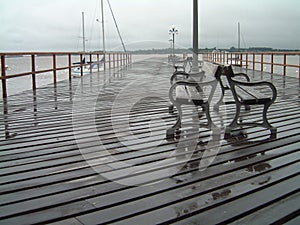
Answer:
128;47;300;55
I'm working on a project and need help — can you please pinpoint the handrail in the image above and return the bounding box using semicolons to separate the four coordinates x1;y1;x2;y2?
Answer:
0;51;132;99
203;51;300;79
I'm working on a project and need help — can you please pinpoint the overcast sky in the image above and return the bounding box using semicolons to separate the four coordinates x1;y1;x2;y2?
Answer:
0;0;299;52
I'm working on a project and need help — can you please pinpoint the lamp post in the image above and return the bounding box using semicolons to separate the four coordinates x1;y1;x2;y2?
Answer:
169;25;178;59
192;0;199;72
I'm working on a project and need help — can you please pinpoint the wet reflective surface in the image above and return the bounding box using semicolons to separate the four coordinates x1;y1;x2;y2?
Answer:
0;57;300;224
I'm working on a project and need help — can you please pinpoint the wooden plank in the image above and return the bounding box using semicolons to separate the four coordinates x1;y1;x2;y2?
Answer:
173;175;300;225
230;191;300;224
0;146;299;224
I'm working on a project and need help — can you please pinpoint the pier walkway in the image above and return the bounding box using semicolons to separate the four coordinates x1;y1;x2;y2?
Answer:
0;56;300;224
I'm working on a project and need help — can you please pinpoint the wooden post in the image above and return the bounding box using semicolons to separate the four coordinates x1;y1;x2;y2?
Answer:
271;53;274;74
283;53;287;76
240;53;243;67
53;54;57;84
253;53;255;70
113;54;115;68
68;54;72;80
89;53;92;73
117;53;119;68
1;55;7;100
103;53;106;70
31;54;36;90
97;54;100;72
120;53;123;67
80;54;83;76
299;54;300;79
261;53;264;72
109;53;111;69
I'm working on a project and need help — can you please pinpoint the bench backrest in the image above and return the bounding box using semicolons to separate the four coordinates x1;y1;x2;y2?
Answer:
224;65;235;79
201;62;223;79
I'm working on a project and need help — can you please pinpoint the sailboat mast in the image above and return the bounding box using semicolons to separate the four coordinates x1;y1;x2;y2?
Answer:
82;12;86;52
101;0;106;52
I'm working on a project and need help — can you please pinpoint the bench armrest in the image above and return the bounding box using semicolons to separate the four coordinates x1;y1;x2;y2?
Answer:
170;71;190;84
232;72;250;82
169;79;218;104
230;79;277;103
170;71;206;85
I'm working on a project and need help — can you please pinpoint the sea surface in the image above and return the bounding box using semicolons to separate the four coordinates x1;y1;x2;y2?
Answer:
1;54;299;97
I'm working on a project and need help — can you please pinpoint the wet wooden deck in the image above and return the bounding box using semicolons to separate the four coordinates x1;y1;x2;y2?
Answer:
0;56;300;225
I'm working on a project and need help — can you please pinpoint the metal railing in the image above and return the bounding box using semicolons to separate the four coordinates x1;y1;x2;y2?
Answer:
0;51;131;99
203;51;300;78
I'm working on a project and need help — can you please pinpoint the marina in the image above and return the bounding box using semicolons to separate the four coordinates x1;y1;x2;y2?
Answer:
0;55;300;224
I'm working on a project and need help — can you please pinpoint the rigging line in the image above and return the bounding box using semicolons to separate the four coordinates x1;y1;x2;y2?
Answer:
107;0;127;53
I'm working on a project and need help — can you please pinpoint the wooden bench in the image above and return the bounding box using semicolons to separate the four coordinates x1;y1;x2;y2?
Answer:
166;63;223;139
173;57;193;72
223;65;277;139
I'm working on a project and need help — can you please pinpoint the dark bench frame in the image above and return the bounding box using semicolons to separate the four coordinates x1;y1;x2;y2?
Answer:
173;57;193;72
213;67;251;111
223;65;277;138
166;64;223;140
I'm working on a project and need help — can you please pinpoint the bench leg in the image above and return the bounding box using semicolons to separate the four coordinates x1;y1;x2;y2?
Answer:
166;104;182;140
262;103;277;138
168;104;174;114
203;103;214;129
224;104;242;139
213;89;226;112
225;102;276;139
245;105;251;110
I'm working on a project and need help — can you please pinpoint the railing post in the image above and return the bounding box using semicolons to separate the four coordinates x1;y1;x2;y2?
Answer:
283;53;287;76
253;53;255;70
261;53;264;72
80;54;83;76
103;53;106;70
299;54;300;79
97;54;100;72
68;54;72;79
109;53;111;69
271;53;274;74
240;53;243;67
117;53;119;68
1;55;7;100
245;53;248;69
31;54;36;90
53;54;57;84
225;52;227;64
113;54;116;68
121;53;123;67
89;53;92;73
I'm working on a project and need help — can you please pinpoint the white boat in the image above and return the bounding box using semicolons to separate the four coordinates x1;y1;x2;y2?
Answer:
72;57;104;77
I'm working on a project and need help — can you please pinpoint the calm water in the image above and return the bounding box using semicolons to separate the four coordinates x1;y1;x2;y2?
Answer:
1;54;299;97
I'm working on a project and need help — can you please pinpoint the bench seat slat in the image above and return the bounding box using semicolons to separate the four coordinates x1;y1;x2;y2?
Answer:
235;86;271;104
175;86;204;105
